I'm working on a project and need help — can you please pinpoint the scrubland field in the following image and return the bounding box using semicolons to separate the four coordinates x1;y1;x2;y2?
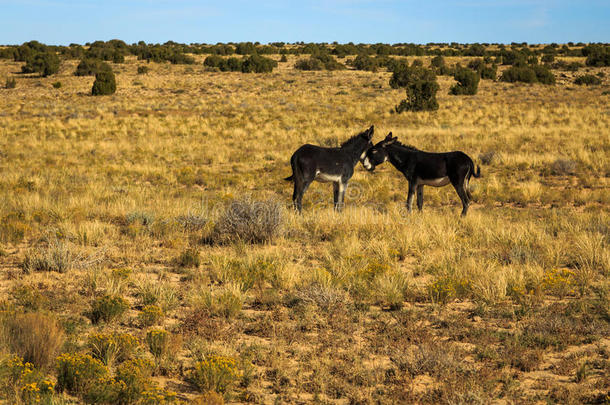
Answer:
0;51;609;404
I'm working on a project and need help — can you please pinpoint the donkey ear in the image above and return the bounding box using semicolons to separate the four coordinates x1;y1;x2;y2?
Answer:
384;132;393;140
367;125;374;138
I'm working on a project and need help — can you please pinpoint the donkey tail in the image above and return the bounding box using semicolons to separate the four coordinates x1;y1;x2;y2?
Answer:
284;175;294;181
473;165;481;178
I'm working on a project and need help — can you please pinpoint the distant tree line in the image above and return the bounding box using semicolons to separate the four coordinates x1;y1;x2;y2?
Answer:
2;40;609;63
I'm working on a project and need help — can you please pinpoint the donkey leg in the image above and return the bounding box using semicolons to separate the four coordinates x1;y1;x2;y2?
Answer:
452;182;470;217
406;182;416;213
333;182;340;211
337;182;347;212
416;185;424;212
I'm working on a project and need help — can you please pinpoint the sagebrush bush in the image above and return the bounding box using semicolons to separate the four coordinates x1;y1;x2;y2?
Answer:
21;52;60;77
1;312;65;370
574;74;602;86
212;197;282;244
390;63;439;112
21;238;73;273
450;68;480;95
88;294;129;324
92;69;117;95
585;45;610;67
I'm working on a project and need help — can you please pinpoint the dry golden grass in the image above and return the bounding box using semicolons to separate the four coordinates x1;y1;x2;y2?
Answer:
0;53;609;404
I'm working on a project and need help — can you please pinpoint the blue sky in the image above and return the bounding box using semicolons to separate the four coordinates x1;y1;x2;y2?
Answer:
1;1;608;45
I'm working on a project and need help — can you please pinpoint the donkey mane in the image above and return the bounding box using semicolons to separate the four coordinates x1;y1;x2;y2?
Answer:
340;131;369;148
390;140;419;151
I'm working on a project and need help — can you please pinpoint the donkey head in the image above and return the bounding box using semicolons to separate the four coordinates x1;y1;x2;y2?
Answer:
357;125;375;163
363;132;397;171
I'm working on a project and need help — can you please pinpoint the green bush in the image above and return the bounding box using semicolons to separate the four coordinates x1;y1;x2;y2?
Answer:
241;54;277;73
467;58;497;80
75;59;111;76
450;68;480;95
574;74;602;86
21;52;60;77
500;65;555;84
295;57;323;71
5;77;16;89
137;65;149;74
430;55;445;69
351;54;378;71
88;294;129;324
541;54;555;64
92;69;116;95
52;81;61;89
390;63;439;112
584;45;610;67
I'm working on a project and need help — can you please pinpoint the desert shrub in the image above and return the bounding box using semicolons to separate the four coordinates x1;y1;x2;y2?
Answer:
584;45;610;67
176;247;201;268
138;304;164;327
351;54;378;71
21;52;60;77
541;54;555;64
390;63;439;112
55;353;109;396
500;65;555;84
92;70;117;96
450;68;480;95
467;58;497;79
574;74;602;86
135;281;179;312
88;294;129;324
74;58;111;76
0;355;55;404
52;81;61;88
4;77;16;89
1;312;65;370
115;358;154;404
499;50;527;66
137;65;149;74
294;57;323;71
86;332;139;366
295;53;343;71
191;284;243;319
279;54;287;62
21;238;73;273
430;55;445;69
146;329;170;359
551;158;577;175
371;271;410;310
188;355;240;394
212;197;282;244
241;54;277;73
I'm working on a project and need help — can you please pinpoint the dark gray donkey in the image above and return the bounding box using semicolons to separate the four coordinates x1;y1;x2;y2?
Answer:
284;126;374;212
363;133;480;216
